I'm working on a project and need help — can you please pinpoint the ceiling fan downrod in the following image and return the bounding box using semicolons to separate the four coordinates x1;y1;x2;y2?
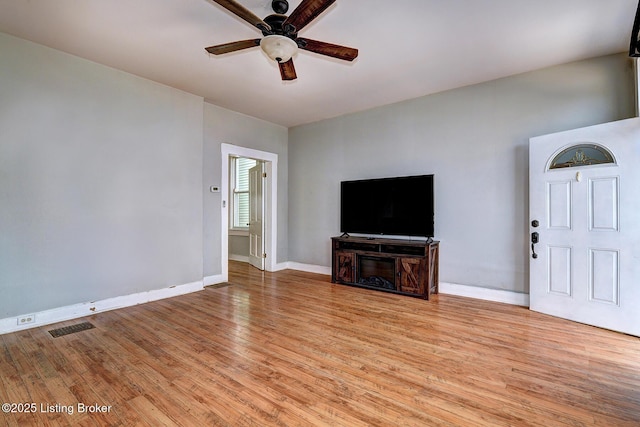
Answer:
271;0;289;14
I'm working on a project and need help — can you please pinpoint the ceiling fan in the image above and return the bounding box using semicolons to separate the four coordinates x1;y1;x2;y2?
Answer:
205;0;358;81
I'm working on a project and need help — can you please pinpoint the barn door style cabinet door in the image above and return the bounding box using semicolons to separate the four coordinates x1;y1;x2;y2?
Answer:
331;236;439;299
334;251;355;283
397;257;425;294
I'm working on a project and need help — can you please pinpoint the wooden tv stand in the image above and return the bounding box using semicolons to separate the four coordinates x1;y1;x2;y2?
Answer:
331;236;439;299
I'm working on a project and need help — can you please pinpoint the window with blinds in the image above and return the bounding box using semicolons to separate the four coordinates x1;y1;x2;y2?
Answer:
231;157;257;230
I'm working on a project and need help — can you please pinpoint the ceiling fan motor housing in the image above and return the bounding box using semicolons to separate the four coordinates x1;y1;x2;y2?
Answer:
262;13;297;38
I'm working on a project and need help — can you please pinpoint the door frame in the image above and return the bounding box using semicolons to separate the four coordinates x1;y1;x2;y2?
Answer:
221;143;278;282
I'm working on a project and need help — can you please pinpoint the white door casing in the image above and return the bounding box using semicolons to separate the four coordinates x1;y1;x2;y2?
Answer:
248;162;265;270
220;143;278;283
529;118;640;337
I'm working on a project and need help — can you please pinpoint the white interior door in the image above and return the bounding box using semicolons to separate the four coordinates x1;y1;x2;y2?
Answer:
529;118;640;337
248;162;265;270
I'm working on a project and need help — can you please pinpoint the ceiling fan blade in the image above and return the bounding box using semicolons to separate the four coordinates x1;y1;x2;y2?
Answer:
297;38;358;61
279;59;297;81
205;39;261;55
210;0;271;32
284;0;336;32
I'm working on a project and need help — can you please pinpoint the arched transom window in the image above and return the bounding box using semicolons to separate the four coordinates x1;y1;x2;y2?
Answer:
548;143;615;170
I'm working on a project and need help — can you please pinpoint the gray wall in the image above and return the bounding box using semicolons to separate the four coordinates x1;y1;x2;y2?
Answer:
1;28;634;322
0;33;204;318
288;53;635;294
229;235;250;259
203;103;288;278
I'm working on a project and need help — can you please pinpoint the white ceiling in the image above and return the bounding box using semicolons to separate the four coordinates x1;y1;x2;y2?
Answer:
0;0;637;127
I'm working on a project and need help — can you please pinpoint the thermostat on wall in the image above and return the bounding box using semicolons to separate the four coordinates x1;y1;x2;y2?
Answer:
210;185;220;193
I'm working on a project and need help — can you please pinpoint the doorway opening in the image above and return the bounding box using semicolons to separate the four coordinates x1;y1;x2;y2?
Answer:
228;156;266;270
220;144;278;282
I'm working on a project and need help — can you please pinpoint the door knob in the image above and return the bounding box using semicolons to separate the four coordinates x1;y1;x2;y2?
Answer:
531;232;539;259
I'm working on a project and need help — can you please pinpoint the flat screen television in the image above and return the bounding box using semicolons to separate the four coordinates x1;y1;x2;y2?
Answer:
340;174;434;238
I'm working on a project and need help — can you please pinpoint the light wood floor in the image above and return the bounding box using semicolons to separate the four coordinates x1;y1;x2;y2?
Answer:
2;261;640;426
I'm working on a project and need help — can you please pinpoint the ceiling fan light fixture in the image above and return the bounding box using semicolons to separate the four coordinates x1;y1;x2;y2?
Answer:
260;35;298;63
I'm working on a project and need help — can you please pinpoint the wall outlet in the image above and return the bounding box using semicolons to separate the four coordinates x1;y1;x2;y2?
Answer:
17;315;35;325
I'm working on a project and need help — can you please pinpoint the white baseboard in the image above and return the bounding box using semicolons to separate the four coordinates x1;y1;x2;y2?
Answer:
439;282;529;307
283;263;529;306
229;254;250;263
0;280;204;335
272;262;289;272
231;260;324;274
203;274;225;287
1;271;528;336
228;259;329;275
226;259;293;273
286;262;332;276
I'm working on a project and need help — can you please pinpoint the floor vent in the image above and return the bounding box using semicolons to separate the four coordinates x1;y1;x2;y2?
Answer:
48;322;95;338
205;282;233;289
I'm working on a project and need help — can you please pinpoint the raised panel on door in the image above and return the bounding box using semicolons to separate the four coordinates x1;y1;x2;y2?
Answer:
547;180;572;230
589;177;619;232
589;249;619;305
547;246;572;296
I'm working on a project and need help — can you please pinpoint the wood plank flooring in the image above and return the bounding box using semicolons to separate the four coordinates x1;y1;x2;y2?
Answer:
1;261;639;426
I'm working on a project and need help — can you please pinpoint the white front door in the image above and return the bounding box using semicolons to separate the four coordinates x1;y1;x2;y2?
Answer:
248;162;265;271
529;118;640;337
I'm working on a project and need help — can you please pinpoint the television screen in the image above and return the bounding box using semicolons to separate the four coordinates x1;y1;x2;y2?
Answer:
340;174;434;237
